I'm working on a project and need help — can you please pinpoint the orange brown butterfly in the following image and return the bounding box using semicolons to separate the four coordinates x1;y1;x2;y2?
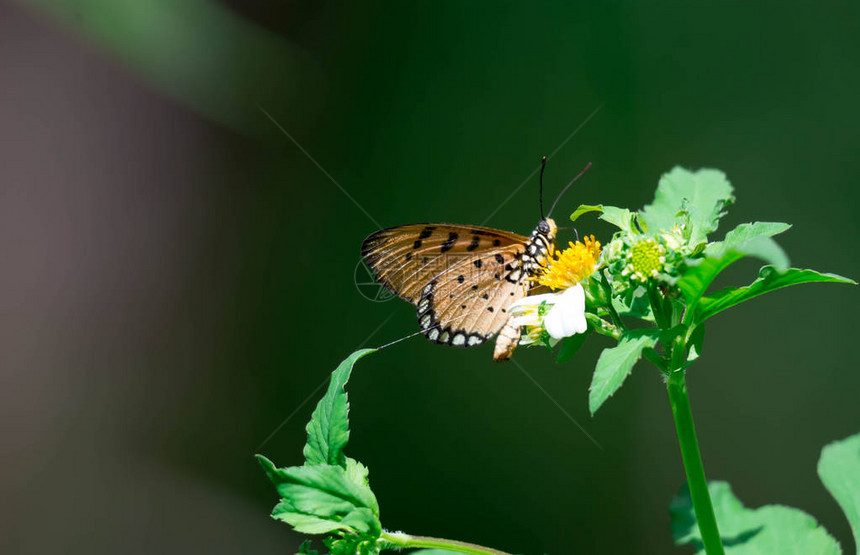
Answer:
361;158;590;361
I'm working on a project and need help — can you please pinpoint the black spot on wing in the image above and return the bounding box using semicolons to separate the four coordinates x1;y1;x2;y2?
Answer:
440;232;458;252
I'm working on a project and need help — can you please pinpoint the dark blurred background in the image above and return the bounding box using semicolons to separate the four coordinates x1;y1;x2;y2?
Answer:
2;1;858;553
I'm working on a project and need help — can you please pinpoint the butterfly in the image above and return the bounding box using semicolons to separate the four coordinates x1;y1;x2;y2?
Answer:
360;159;588;361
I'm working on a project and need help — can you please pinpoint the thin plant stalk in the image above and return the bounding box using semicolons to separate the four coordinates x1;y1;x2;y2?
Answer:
666;358;725;554
646;294;724;555
380;531;512;555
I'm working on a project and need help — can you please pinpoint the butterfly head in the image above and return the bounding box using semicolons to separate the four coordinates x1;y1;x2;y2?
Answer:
537;217;557;238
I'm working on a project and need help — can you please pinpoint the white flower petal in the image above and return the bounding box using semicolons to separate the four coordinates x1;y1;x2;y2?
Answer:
543;284;587;339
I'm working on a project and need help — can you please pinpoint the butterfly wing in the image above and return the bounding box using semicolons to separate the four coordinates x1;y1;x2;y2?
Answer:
417;244;529;347
361;224;532;347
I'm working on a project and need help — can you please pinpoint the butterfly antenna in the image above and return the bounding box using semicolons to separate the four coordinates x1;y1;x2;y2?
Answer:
547;162;592;219
376;312;471;351
376;329;426;350
375;311;480;351
539;155;547;220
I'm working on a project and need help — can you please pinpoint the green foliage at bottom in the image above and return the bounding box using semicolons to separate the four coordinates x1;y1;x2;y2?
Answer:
671;432;860;553
818;433;860;551
259;349;383;554
671;481;840;554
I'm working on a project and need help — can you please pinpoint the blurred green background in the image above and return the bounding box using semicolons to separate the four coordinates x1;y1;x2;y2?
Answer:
2;1;858;553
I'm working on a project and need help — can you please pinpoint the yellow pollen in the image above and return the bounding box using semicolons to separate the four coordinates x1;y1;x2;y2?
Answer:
537;235;601;290
630;240;664;278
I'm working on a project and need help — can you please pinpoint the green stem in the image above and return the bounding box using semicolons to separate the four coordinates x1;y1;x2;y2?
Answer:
585;313;621;340
669;298;684;327
380;531;512;555
642;347;668;374
648;283;670;329
600;270;626;331
605;300;625;331
666;358;725;555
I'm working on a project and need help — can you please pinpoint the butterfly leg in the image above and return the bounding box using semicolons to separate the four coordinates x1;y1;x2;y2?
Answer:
493;320;520;362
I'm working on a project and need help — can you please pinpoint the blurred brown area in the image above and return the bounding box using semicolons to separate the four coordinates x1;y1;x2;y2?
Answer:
0;3;296;552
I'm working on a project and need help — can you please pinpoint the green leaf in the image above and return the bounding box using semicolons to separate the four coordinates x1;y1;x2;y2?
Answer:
570;204;638;233
570;204;603;222
611;286;654;321
705;221;791;272
687;323;705;362
696;266;856;322
556;330;591;363
272;501;348;535
671;481;840;554
640;167;735;246
601;206;638;233
589;330;660;414
258;456;379;516
710;222;791;261
325;534;381;555
257;456;380;534
677;222;792;306
344;456;371;489
818;432;860;550
339;508;381;536
304;349;377;467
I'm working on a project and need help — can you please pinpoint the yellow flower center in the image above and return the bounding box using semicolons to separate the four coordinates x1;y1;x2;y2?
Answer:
537;235;601;290
629;239;665;279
